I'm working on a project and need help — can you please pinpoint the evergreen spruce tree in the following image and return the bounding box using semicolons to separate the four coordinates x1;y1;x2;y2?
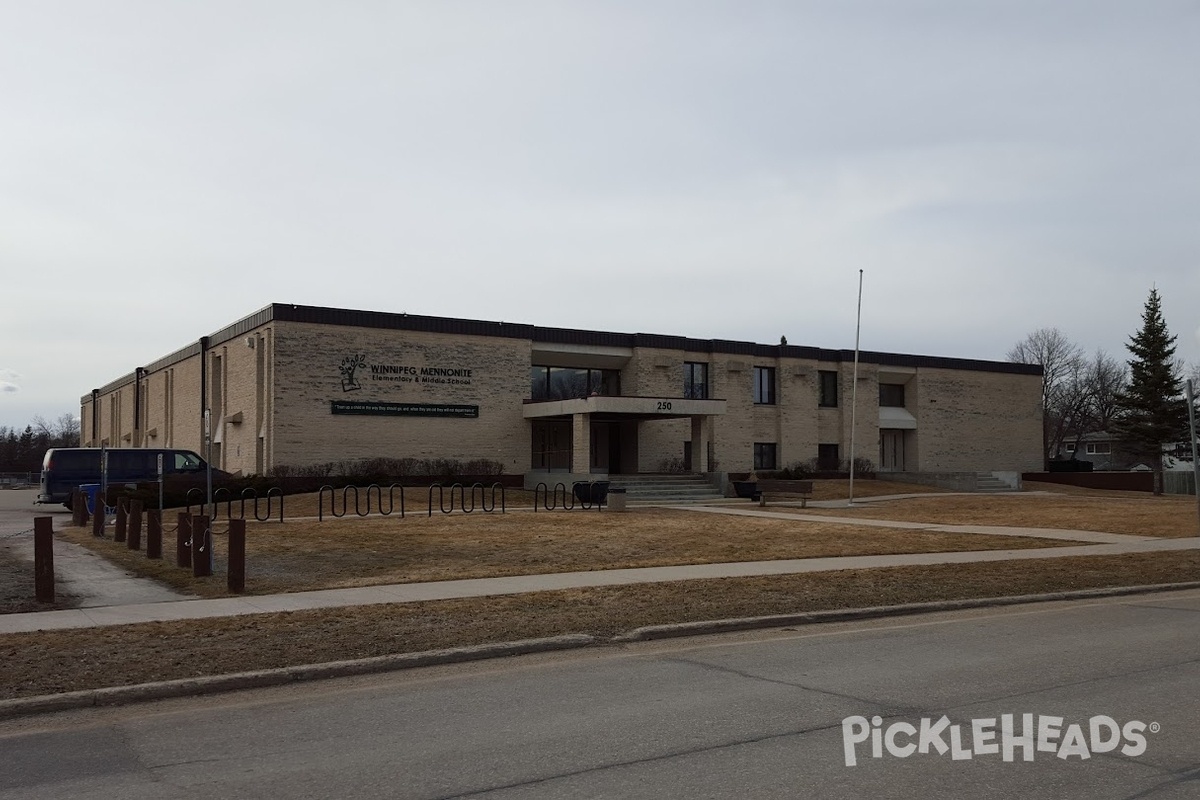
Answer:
1111;289;1189;494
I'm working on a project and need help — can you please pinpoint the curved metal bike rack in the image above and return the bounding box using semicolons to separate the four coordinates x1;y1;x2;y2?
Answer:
428;482;506;515
534;481;605;512
318;485;360;521
364;483;405;518
185;487;205;515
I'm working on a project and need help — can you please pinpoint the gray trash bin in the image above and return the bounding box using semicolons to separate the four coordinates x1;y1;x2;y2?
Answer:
608;487;627;512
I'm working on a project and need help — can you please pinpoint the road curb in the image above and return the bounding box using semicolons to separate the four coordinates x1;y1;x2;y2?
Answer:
613;581;1200;641
0;634;596;721
3;582;1199;721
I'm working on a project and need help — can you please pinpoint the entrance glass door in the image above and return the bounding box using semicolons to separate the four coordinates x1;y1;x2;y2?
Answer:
880;430;905;472
531;421;572;471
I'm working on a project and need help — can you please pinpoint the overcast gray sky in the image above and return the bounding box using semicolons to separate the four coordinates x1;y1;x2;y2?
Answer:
2;0;1197;428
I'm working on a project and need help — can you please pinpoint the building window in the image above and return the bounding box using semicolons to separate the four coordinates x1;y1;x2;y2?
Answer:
818;371;838;407
753;442;777;471
530;366;620;401
1064;443;1076;453
753;366;776;405
684;362;708;400
1086;442;1111;455
879;383;905;408
817;443;840;471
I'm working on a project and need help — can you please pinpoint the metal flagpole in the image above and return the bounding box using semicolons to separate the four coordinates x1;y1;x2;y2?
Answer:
848;270;863;505
1186;379;1199;535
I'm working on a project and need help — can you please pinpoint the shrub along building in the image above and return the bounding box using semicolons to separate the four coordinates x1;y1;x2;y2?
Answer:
81;303;1044;490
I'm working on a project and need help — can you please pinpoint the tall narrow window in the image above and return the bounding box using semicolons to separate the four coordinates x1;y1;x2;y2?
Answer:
753;366;776;405
684;362;708;399
818;371;838;407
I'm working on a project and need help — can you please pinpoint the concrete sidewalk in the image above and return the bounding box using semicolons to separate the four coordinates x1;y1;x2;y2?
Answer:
672;505;1153;544
2;533;1196;635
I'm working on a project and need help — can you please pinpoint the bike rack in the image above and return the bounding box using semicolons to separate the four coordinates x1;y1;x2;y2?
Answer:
213;487;233;520
474;482;505;513
534;481;605;512
364;483;405;518
428;482;506;516
185;487;205;515
242;487;285;522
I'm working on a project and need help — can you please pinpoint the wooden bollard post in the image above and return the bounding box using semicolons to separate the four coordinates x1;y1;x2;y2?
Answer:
227;518;245;593
71;490;83;527
127;499;143;551
34;516;54;603
114;499;128;543
176;512;192;569
91;504;105;538
78;490;90;527
146;509;162;560
192;514;212;578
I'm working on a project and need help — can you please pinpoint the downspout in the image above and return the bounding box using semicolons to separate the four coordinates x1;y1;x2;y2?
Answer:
90;389;99;446
133;367;145;447
200;336;210;446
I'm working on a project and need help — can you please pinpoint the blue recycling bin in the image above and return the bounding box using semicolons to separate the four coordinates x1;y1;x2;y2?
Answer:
79;484;101;515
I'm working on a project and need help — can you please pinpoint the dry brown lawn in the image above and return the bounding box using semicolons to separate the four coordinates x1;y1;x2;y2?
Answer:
3;550;1196;701
55;505;1065;598
807;479;946;500
793;490;1199;538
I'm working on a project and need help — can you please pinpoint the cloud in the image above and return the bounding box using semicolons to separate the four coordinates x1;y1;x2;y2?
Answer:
0;369;20;393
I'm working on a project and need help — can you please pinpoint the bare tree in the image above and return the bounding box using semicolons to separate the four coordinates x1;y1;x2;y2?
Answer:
31;415;53;438
31;413;81;448
1007;328;1085;463
52;414;81;447
1181;361;1200;389
1083;350;1127;434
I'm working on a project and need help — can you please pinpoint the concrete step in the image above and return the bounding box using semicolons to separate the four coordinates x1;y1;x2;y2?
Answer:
610;474;724;504
975;473;1015;492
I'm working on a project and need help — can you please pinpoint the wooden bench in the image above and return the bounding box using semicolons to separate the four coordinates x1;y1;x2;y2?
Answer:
756;479;814;508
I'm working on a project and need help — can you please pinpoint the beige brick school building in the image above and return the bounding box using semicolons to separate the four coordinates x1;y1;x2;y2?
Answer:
81;304;1043;487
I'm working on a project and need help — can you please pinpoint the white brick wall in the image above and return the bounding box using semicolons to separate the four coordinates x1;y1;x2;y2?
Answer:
82;311;1043;478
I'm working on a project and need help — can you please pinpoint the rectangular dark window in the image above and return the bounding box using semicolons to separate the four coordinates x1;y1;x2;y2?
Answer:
753;366;776;405
753;442;777;471
588;369;620;397
817;443;840;472
1086;442;1111;455
530;366;549;400
879;383;905;408
818;371;838;407
531;366;620;401
684;362;708;400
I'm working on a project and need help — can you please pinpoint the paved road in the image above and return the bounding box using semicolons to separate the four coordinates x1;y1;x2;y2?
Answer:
2;590;1197;799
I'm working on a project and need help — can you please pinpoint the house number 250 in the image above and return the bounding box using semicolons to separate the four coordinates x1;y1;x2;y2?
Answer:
656;401;673;411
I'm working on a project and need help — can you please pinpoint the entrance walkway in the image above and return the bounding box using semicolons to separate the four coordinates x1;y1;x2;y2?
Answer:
0;490;192;610
672;504;1151;545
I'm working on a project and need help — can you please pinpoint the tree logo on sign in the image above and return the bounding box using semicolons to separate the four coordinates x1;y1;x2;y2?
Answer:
339;354;367;392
